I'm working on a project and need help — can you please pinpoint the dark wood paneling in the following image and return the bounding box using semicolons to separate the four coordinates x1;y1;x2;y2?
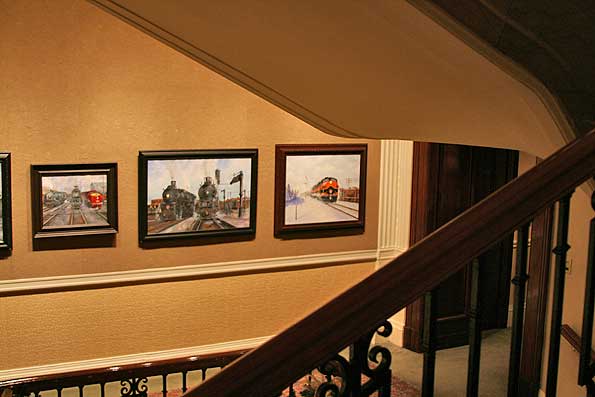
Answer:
518;205;554;396
405;143;518;351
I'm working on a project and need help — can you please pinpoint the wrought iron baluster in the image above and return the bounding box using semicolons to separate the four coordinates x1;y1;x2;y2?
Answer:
201;369;207;382
353;321;392;397
422;290;437;397
545;193;573;397
508;223;531;397
78;385;83;397
181;372;188;393
161;374;167;397
467;258;482;397
56;388;62;397
100;383;105;397
579;189;595;395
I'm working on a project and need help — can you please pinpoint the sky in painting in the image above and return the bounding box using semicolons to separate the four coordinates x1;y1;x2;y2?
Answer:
42;175;107;193
147;158;252;204
285;154;360;195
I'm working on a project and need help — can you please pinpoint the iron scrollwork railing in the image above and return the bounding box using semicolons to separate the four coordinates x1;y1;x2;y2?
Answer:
120;378;148;397
276;321;393;397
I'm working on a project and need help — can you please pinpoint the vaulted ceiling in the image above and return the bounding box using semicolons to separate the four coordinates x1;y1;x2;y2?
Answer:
88;0;592;157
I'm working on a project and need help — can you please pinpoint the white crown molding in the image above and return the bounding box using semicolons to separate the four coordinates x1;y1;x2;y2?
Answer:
0;249;378;296
0;335;271;382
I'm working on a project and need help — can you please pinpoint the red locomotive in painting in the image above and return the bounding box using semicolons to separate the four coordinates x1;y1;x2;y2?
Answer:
86;190;104;209
310;177;339;202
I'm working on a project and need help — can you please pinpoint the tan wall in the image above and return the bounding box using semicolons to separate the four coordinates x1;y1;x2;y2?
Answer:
1;262;374;369
0;0;379;369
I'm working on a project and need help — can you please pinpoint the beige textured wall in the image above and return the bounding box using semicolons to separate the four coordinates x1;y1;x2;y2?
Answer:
1;262;374;369
0;0;379;369
0;0;379;280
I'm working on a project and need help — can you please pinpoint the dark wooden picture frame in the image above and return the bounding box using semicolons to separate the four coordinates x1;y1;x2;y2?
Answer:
274;144;367;238
138;149;258;246
31;163;118;240
0;153;12;256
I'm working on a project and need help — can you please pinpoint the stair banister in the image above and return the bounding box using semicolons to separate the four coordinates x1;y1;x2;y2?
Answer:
187;130;595;397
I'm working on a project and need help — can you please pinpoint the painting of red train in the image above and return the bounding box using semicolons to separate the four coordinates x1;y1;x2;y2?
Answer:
138;150;258;244
41;175;109;228
274;144;367;237
285;154;361;225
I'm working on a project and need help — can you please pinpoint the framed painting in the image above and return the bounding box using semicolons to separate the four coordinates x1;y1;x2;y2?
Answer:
0;153;12;255
31;163;118;240
138;149;258;245
274;144;367;238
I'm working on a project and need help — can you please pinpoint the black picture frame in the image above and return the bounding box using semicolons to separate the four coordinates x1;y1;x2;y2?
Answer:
31;163;118;241
274;144;367;238
138;149;258;247
0;153;12;256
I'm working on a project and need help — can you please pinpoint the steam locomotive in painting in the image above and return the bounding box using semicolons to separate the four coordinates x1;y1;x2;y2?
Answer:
159;180;196;221
310;177;339;202
44;190;68;208
71;186;82;209
196;176;219;221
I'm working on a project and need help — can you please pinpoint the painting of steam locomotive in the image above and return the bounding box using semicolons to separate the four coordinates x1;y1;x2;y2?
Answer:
274;144;367;237
0;153;12;254
138;150;258;244
31;163;118;239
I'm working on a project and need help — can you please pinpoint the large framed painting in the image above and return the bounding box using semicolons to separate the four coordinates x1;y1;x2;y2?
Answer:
138;149;258;246
274;144;367;238
0;153;12;255
31;163;118;240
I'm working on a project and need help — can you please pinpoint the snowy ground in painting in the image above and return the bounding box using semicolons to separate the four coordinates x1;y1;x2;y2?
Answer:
285;196;358;225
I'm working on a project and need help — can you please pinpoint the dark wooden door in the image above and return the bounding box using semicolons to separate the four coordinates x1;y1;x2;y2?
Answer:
403;142;518;352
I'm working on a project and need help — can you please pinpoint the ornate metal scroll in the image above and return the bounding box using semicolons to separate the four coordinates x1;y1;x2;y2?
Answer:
120;378;148;397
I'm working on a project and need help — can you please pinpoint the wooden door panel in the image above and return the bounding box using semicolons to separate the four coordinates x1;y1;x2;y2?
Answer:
404;142;518;352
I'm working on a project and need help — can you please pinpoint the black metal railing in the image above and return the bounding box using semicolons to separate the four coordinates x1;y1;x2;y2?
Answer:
0;324;393;397
418;187;595;397
274;321;393;397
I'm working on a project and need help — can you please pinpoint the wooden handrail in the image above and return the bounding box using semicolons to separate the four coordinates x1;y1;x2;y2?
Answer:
561;324;595;363
0;350;248;392
189;130;595;397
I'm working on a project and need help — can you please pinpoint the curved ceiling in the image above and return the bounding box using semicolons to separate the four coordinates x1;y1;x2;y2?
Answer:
89;0;573;157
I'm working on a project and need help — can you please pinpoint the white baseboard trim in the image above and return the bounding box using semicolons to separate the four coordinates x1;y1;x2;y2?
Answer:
0;249;379;296
377;247;406;262
0;335;272;382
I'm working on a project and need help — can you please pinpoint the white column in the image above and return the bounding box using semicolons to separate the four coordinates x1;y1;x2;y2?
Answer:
376;139;414;346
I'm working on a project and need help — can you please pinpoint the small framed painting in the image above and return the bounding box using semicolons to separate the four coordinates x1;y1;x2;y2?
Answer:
274;144;367;238
31;163;118;240
138;149;258;246
0;153;12;255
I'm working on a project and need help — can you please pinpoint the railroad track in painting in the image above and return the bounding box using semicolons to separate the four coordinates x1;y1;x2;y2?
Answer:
325;202;359;219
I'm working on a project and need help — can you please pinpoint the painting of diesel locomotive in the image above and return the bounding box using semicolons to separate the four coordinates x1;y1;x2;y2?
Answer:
139;150;257;242
274;144;366;237
40;175;109;228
